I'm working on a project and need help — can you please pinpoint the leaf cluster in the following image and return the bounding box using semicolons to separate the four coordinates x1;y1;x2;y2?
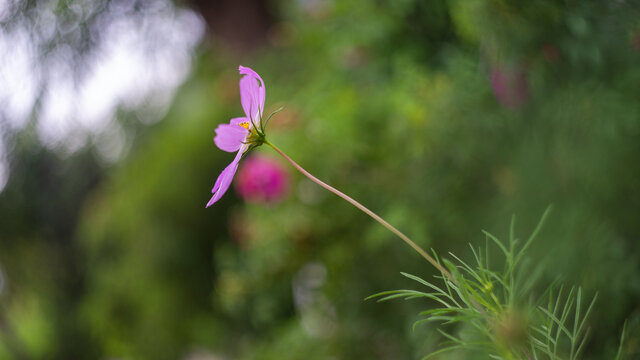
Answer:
369;209;626;359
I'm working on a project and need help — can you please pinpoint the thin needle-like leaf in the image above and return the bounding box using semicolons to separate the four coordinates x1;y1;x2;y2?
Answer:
615;321;628;360
514;206;552;267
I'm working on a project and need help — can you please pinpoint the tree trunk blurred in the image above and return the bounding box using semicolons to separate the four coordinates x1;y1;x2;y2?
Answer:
188;0;273;53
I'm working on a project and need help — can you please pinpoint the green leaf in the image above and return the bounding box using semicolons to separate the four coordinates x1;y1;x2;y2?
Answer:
614;321;628;360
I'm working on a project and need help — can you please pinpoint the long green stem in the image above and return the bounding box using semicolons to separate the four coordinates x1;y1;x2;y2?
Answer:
265;140;453;281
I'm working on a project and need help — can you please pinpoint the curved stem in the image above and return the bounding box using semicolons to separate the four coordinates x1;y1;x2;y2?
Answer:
265;140;454;282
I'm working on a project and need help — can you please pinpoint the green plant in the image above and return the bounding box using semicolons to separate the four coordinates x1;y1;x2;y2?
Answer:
369;209;626;359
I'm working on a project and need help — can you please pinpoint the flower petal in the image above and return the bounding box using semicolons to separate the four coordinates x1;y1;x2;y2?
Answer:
238;66;263;82
214;120;249;152
238;66;265;122
239;76;260;122
239;66;265;106
206;151;243;207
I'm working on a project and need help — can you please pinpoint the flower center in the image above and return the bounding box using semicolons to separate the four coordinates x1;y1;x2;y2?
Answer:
239;121;250;130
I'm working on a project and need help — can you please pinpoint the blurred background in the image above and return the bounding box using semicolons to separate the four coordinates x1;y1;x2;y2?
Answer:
1;0;639;359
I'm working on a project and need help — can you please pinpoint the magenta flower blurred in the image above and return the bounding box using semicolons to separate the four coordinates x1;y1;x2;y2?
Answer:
207;66;266;207
236;155;289;204
633;30;640;52
490;64;529;109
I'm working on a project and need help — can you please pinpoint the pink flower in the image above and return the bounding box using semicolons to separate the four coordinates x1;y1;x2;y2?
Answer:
633;30;640;52
207;66;266;207
490;64;529;109
236;155;289;204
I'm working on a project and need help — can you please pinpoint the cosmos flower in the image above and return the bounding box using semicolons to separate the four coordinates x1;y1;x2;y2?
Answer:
206;66;266;207
206;67;448;287
236;154;289;204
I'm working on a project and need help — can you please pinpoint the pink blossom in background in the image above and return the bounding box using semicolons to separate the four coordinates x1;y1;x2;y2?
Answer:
236;155;289;205
541;44;559;63
490;64;529;110
632;30;640;52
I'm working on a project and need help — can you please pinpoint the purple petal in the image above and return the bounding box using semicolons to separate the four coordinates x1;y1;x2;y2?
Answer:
238;66;263;83
206;151;243;207
238;66;265;122
213;119;249;152
239;76;260;122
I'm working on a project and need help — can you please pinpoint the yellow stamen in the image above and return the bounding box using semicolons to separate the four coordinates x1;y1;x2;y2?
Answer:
238;121;250;130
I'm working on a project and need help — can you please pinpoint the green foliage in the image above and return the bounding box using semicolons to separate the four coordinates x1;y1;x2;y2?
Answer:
370;210;611;359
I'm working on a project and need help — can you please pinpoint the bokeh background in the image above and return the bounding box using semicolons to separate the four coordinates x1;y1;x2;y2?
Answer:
1;0;639;359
